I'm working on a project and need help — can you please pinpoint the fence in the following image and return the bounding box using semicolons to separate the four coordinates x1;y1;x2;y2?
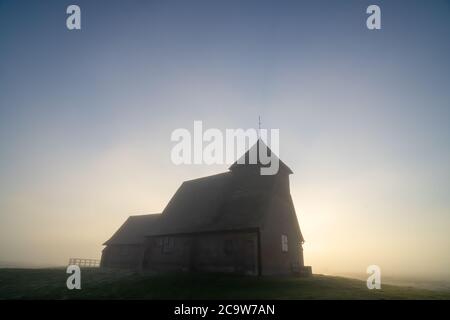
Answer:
68;258;100;268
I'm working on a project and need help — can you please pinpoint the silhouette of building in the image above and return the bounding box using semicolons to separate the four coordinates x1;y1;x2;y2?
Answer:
101;141;312;276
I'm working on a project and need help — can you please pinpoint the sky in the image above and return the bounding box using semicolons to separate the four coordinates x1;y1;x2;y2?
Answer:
0;0;449;278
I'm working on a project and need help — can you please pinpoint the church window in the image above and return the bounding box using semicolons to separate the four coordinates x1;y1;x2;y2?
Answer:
162;236;174;253
281;234;288;252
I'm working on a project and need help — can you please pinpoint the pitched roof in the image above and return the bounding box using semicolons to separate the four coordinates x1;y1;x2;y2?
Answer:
103;214;160;245
147;171;273;236
229;139;293;174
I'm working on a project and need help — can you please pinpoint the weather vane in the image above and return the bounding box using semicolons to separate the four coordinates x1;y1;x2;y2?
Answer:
258;115;261;138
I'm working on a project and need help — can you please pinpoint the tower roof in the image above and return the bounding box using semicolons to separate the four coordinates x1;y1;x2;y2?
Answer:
229;139;293;174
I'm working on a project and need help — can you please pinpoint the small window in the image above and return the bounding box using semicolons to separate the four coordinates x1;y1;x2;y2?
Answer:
162;237;174;253
281;235;288;252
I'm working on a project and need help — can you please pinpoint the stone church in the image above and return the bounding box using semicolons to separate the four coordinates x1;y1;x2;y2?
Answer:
101;141;312;276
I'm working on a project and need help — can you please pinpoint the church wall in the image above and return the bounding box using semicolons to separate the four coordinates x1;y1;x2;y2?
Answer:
100;244;144;269
260;185;304;275
143;231;258;275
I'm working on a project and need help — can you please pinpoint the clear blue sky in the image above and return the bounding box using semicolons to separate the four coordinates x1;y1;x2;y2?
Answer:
0;0;449;277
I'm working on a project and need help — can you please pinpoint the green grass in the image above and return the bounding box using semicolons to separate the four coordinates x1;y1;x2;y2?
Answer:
0;268;449;300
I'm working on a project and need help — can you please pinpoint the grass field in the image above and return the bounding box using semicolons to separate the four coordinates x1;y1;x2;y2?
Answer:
0;268;449;300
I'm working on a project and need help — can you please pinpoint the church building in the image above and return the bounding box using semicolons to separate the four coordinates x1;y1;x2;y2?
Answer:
101;141;312;276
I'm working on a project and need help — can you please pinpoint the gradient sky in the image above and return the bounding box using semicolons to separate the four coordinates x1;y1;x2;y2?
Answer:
1;0;449;278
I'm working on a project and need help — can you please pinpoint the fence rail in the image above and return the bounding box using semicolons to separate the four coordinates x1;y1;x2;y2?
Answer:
68;258;100;267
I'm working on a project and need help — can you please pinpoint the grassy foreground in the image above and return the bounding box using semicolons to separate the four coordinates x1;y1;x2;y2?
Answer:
0;268;449;300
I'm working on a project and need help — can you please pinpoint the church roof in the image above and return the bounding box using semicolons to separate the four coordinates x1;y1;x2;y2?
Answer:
147;171;272;236
103;214;160;245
